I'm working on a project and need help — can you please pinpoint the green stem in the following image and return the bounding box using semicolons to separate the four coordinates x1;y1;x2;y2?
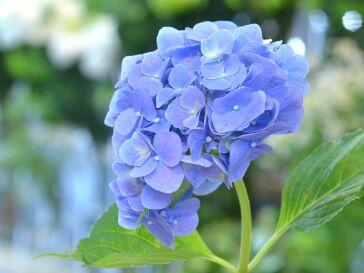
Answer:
248;227;288;272
234;180;252;273
204;255;238;273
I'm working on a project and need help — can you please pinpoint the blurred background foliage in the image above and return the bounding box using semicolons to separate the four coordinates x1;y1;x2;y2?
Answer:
0;0;363;273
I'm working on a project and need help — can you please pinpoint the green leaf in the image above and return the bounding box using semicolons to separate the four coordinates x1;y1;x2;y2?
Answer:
277;129;364;232
249;130;364;272
51;205;214;268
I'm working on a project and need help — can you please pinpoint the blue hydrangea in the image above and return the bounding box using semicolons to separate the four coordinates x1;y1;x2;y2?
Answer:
105;21;309;248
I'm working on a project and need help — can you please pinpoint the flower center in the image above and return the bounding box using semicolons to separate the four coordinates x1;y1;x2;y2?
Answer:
232;105;239;111
147;221;152;225
250;142;257;148
153;155;160;161
173;219;178;224
189;109;196;115
153;117;160;123
205;136;212;143
135;111;142;117
160;211;166;217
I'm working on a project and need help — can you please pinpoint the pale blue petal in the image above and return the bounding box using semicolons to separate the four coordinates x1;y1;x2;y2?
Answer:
118;209;140;229
141;52;166;78
145;162;184;193
141;185;171;209
187;21;218;41
157;27;184;58
182;115;199;129
181;154;213;167
168;64;195;90
119;132;151;166
129;157;157;177
187;129;206;160
180;86;205;110
143;214;174;248
115;108;138;136
139;89;157;120
193;180;222;195
201;29;234;59
165;98;188;129
228;139;251;182
128;193;143;211
137;77;163;97
184;164;206;188
233;24;263;43
153;132;182;167
119;54;142;82
215;21;237;30
201;61;224;79
156;87;179;108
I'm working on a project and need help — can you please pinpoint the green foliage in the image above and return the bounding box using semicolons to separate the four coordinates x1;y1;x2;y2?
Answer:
277;129;364;232
248;130;364;272
50;205;214;268
147;0;207;18
45;130;364;273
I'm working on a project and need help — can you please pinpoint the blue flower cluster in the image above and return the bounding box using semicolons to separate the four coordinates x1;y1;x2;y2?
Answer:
105;21;309;248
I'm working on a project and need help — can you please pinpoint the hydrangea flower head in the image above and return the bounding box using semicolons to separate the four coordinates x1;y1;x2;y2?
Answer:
106;21;309;248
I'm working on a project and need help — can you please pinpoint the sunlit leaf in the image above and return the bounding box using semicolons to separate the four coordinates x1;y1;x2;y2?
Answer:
46;205;214;268
277;129;364;232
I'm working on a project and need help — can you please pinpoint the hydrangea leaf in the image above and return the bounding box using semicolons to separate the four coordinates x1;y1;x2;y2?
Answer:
50;205;214;268
277;129;364;232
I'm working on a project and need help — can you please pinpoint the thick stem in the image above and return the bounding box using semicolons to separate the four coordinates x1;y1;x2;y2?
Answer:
204;255;238;273
248;227;288;272
234;180;252;273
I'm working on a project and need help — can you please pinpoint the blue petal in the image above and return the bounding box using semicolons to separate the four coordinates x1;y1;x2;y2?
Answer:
165;98;188;129
115;108;138;136
187;129;206;160
201;29;234;59
136;77;163;97
129;157;157;177
141;52;166;78
182;115;200;129
215;21;237;30
145;162;184;193
157;27;184;58
119;54;142;82
153;132;182;167
169;198;200;236
211;90;266;133
141;185;171;209
118;208;140;229
201;61;224;79
139;89;157;120
119;132;151;166
233;24;263;43
156;87;179;108
127;193;143;211
193;180;223;195
187;21;218;41
228;139;251;182
110;180;121;197
202;77;231;90
143;213;174;248
168;64;195;90
112;161;128;176
179;86;205;110
181;154;213;167
184;164;206;188
117;176;143;196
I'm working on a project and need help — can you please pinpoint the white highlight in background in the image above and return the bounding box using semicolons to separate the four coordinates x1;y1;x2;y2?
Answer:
287;37;306;56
